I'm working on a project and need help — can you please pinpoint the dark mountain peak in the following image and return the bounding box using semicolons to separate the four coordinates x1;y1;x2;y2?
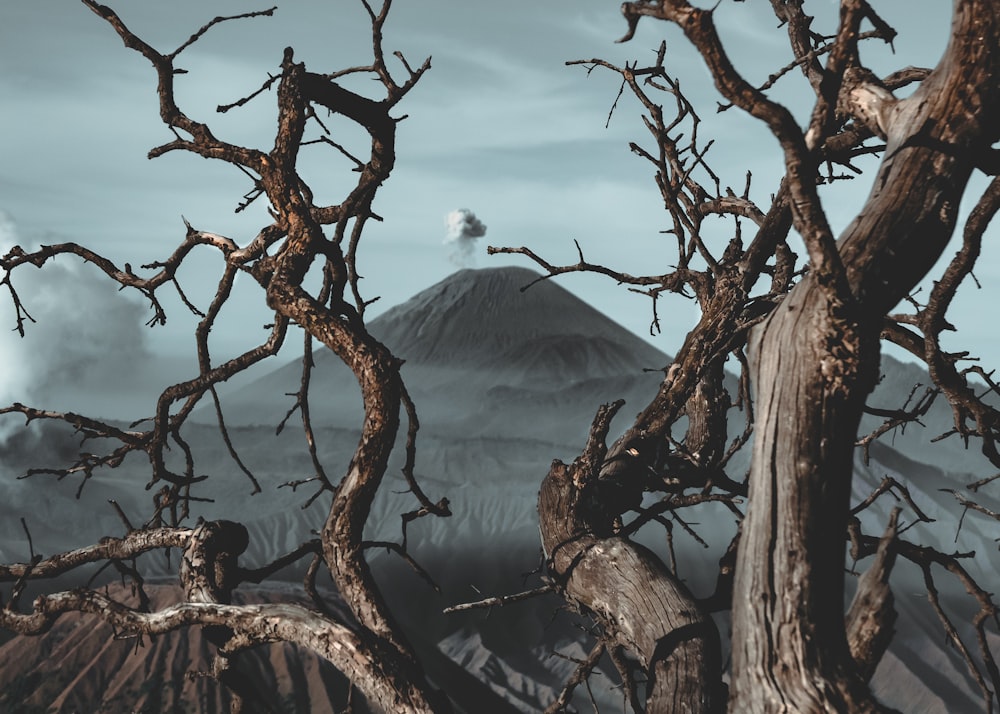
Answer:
209;266;671;429
370;266;667;373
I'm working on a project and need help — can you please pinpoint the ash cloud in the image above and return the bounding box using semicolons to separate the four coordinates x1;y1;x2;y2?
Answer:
0;211;149;443
444;209;487;268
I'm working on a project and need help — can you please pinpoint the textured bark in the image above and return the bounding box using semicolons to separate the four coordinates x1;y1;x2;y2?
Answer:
179;520;276;711
0;583;359;714
0;5;450;710
3;588;431;711
732;279;884;714
538;409;724;713
846;514;899;684
730;3;1000;712
258;55;448;714
683;362;729;477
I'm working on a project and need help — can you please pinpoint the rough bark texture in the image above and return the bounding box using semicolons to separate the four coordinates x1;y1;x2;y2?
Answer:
258;51;448;714
0;6;451;713
730;3;1000;711
733;280;884;713
538;405;724;713
846;513;899;684
8;3;1000;713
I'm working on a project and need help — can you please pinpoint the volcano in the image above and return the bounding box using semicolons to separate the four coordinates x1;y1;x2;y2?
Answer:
3;266;998;713
210;266;671;445
370;266;666;374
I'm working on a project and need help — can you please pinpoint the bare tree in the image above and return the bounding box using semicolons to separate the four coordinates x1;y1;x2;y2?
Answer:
1;1;450;712
3;2;1000;713
498;1;1000;712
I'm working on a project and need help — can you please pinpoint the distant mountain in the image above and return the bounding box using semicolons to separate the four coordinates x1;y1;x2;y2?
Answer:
209;267;670;445
5;266;1000;712
213;267;1000;477
371;266;667;376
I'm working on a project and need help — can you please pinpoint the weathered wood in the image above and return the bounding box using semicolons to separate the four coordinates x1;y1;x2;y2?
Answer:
846;512;899;683
539;415;724;713
730;3;1000;711
261;54;449;713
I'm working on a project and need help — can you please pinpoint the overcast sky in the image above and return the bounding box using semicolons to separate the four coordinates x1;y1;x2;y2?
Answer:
1;1;994;419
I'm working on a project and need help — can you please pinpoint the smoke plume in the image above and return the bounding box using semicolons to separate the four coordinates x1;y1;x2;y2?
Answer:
444;209;487;268
0;211;149;442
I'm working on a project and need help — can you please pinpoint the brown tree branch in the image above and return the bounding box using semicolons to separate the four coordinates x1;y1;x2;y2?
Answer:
846;509;899;683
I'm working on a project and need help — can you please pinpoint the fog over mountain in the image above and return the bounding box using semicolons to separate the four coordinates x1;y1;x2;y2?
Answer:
2;266;997;712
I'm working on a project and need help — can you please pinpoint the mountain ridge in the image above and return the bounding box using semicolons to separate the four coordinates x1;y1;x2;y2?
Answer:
208;266;672;437
370;266;668;373
3;266;998;712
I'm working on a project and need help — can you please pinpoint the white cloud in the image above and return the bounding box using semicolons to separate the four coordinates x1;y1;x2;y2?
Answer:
0;212;150;428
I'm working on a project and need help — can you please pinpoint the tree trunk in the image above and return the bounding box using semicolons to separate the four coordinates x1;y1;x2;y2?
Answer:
731;280;886;713
729;3;1000;711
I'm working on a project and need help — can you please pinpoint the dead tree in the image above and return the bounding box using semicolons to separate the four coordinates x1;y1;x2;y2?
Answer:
1;1;450;712
4;2;1000;713
492;1;1000;712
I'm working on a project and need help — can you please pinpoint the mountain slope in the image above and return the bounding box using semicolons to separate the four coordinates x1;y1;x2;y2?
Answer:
371;266;666;374
0;582;360;714
208;267;670;442
862;352;1000;477
5;267;1000;712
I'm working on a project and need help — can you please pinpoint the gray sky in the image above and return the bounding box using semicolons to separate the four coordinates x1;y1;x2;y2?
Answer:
1;1;994;418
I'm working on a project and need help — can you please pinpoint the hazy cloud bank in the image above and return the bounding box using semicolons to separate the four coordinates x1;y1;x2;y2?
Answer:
0;211;150;432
